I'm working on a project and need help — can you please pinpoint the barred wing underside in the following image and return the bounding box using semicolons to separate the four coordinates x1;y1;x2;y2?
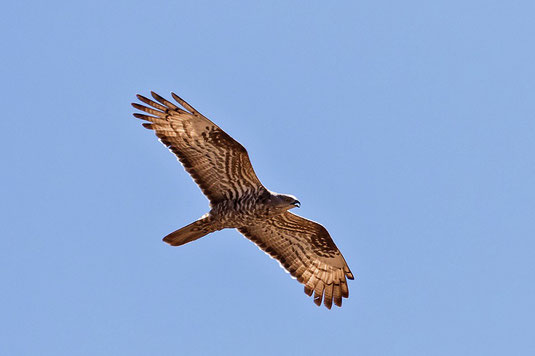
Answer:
132;92;264;205
239;212;354;309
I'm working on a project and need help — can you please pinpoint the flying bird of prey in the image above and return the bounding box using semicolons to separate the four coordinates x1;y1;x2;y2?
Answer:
132;92;354;309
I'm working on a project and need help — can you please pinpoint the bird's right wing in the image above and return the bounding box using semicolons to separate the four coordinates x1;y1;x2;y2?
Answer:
132;92;265;205
238;212;354;309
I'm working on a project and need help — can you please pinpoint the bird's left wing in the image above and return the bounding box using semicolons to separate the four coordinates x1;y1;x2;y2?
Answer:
238;212;354;309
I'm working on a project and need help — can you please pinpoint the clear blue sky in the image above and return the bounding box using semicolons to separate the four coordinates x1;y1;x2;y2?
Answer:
2;1;534;355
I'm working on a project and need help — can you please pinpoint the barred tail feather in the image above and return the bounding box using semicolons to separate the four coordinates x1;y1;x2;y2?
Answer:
162;217;215;246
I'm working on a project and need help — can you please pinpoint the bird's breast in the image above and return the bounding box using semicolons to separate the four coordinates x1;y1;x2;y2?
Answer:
209;193;279;228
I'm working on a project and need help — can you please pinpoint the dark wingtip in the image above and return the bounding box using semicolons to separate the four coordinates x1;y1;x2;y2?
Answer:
133;113;153;120
131;103;147;111
313;295;322;306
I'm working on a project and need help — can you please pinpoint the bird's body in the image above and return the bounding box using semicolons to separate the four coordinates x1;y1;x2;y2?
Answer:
132;92;354;309
208;188;273;227
208;189;299;226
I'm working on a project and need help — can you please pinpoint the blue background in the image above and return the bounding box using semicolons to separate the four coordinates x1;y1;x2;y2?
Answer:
2;1;534;355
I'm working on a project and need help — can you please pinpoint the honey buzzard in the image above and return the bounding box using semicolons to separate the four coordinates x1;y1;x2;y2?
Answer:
132;92;354;309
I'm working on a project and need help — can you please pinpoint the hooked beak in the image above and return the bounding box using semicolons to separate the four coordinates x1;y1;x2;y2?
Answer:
293;200;301;208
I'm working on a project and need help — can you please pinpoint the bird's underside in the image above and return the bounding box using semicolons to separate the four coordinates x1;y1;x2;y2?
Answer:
132;91;354;309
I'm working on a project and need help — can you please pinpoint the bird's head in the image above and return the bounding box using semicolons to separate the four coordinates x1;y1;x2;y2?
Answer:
271;193;301;211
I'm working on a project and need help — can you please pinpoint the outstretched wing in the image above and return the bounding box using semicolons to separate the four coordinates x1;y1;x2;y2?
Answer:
132;92;264;205
238;212;354;309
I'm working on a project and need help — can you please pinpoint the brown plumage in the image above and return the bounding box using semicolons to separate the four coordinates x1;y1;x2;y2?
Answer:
132;92;354;309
